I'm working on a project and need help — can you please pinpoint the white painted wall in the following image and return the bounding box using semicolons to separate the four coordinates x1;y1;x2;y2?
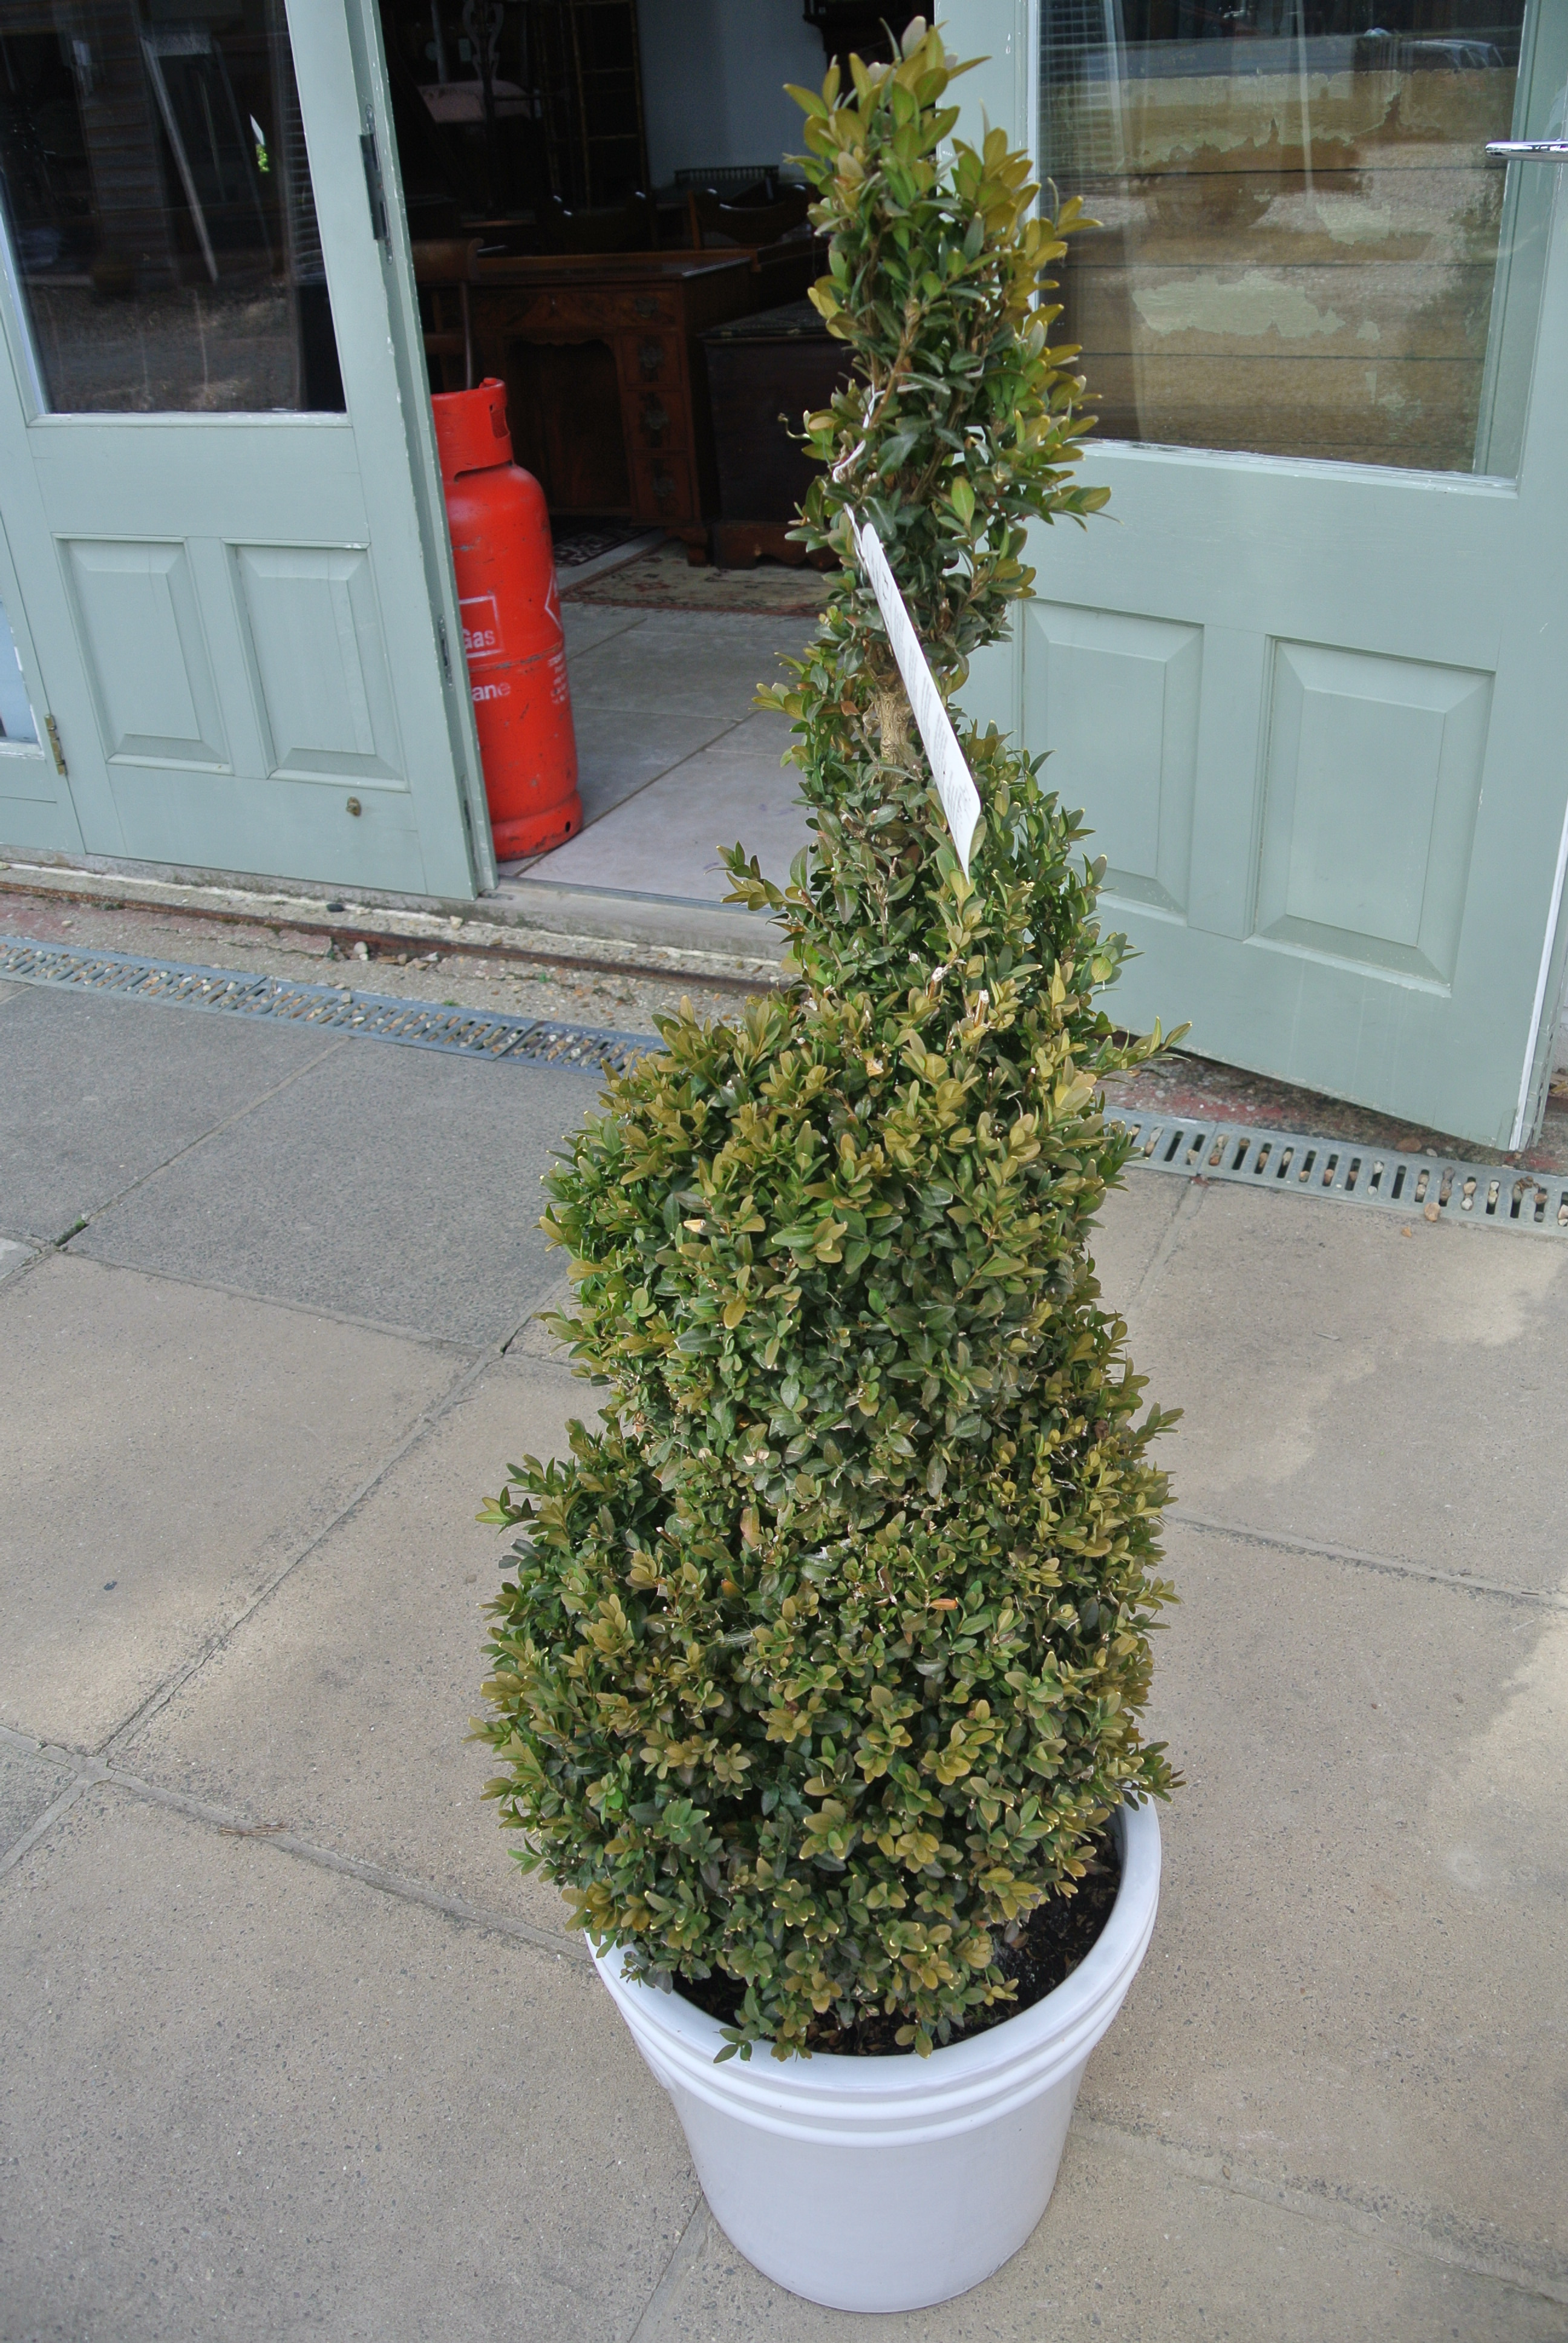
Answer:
638;0;825;185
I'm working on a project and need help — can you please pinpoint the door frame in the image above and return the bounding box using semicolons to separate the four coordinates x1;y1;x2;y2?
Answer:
0;497;79;856
0;0;494;903
952;0;1568;1151
324;0;495;896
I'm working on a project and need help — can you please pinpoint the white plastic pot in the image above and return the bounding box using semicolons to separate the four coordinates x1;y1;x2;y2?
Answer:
593;1795;1160;2312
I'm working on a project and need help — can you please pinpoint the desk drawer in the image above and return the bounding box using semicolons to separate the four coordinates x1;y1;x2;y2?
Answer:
617;287;681;327
477;284;685;336
625;329;685;388
492;286;619;337
629;384;689;457
631;448;698;525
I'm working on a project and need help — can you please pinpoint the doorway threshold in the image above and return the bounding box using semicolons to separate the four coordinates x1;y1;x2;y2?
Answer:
0;853;784;991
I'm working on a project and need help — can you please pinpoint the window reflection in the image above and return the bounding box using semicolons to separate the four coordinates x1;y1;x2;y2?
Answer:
1039;3;1553;474
0;0;344;413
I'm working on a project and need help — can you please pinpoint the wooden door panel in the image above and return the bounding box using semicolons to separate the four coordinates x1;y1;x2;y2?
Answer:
0;750;58;805
1022;602;1201;922
230;544;405;786
1255;645;1491;987
97;767;423;891
31;423;371;547
60;538;228;772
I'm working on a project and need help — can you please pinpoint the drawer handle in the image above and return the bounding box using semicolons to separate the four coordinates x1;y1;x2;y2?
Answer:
641;395;668;441
638;338;666;379
633;295;661;318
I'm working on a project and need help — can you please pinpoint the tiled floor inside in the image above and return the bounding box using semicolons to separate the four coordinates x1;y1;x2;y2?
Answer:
507;605;814;903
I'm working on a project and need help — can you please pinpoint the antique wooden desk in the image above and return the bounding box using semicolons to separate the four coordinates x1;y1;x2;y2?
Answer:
465;252;759;555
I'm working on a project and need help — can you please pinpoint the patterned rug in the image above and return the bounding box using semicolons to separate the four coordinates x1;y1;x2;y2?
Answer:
552;520;653;569
561;536;836;617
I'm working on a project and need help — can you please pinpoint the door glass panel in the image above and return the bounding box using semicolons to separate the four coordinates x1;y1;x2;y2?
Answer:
0;0;344;413
0;595;37;739
1038;4;1563;475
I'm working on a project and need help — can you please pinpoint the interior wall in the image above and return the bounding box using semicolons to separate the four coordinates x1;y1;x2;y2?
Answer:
638;0;825;184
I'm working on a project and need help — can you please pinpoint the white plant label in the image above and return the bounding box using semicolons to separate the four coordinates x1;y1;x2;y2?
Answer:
852;516;982;875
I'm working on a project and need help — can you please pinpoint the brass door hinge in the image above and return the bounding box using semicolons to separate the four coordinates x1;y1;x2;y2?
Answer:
44;714;67;776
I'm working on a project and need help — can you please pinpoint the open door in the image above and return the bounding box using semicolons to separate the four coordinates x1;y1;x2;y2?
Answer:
954;1;1568;1150
0;0;491;900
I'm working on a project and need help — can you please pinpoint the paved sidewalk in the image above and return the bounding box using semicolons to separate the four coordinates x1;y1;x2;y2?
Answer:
1;974;1565;2341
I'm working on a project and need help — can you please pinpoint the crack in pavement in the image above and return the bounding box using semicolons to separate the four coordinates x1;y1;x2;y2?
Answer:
0;1725;587;1965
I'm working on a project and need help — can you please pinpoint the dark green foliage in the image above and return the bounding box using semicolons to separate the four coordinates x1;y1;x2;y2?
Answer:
474;22;1180;2060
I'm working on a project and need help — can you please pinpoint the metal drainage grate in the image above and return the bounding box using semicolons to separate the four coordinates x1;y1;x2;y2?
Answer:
0;934;659;1076
1116;1113;1568;1236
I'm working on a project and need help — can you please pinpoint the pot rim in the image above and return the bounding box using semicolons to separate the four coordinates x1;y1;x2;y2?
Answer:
592;1794;1160;2145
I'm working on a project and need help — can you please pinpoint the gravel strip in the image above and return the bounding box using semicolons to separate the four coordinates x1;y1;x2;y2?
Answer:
0;890;756;1037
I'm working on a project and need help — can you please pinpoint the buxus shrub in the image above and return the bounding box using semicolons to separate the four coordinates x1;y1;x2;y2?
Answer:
475;21;1179;2059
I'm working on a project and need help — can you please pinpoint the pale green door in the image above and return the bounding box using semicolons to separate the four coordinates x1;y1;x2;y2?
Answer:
953;2;1568;1150
0;0;490;901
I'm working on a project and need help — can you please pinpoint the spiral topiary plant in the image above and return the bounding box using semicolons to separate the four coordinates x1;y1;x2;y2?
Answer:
475;19;1180;2061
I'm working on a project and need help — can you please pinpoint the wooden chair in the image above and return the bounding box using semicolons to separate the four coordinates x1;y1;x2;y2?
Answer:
412;237;483;390
685;185;813;253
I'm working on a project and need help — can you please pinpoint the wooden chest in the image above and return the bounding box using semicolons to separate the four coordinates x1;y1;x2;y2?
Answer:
699;300;851;566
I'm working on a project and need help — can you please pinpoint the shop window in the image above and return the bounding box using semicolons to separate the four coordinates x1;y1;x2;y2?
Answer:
1038;1;1549;474
0;0;344;413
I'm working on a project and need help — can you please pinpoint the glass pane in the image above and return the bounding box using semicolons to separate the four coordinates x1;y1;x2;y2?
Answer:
1038;3;1561;475
0;0;344;413
0;596;37;741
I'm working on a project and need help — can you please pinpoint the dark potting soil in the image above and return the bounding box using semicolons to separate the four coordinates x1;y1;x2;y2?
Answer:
673;1830;1121;2057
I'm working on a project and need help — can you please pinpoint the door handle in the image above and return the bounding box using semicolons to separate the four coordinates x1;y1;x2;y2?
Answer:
1486;140;1568;159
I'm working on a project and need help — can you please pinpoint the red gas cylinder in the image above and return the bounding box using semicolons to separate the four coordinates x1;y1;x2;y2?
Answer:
431;378;582;859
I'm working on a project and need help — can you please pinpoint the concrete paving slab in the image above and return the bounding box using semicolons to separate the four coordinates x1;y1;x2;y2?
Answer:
119;1358;597;1943
507;1271;574;1360
0;983;335;1247
0;1787;696;2343
537;742;809;902
570;701;740;830
0;1744;71;1855
563;610;809;718
562;604;644;660
690;709;797;765
1125;1180;1568;1591
1088;1172;1189;1320
0;1254;460;1750
73;1041;589;1348
1086;1519;1567;2293
644;2121;1566;2342
0;1233;32;1282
